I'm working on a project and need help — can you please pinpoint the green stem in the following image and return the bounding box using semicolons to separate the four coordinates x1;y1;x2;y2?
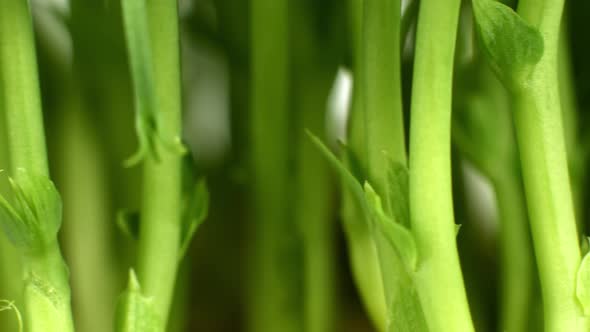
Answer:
0;0;48;175
557;15;584;221
295;77;335;332
249;0;298;331
22;245;73;332
0;1;74;331
342;0;387;330
134;0;184;328
511;1;585;331
494;171;534;332
362;2;421;332
409;0;474;331
0;116;22;332
512;90;584;331
363;0;406;184
58;105;117;332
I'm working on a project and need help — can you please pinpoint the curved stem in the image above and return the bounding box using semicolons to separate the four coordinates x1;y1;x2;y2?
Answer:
409;0;474;330
512;1;585;331
512;88;584;331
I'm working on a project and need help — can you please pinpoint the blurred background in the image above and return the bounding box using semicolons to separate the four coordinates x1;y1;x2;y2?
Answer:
0;0;589;331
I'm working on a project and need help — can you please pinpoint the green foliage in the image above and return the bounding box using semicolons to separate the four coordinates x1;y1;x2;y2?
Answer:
179;179;209;259
115;270;161;332
364;183;416;271
0;169;62;251
472;0;544;87
307;131;428;332
384;157;410;229
117;209;140;240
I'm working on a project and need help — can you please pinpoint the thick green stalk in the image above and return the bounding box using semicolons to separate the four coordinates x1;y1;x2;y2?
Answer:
0;1;74;331
511;1;586;331
249;0;298;331
494;171;533;332
409;0;474;331
134;0;184;327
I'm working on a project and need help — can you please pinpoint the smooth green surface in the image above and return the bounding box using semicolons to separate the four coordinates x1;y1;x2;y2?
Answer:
362;0;406;186
250;0;299;331
409;0;474;330
293;76;335;332
494;173;533;332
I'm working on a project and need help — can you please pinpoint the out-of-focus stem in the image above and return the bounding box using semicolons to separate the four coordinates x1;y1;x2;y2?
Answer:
494;170;534;332
342;0;387;329
249;0;299;331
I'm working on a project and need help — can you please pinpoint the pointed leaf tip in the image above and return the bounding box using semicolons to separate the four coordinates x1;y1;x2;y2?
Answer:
115;269;161;332
179;179;209;259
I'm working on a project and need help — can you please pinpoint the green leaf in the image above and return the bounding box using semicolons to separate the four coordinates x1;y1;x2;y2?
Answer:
364;183;417;271
384;156;410;228
472;0;543;86
576;251;590;316
387;278;428;332
115;270;161;332
0;169;62;251
178;179;209;259
121;0;185;167
117;209;140;240
306;130;366;209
